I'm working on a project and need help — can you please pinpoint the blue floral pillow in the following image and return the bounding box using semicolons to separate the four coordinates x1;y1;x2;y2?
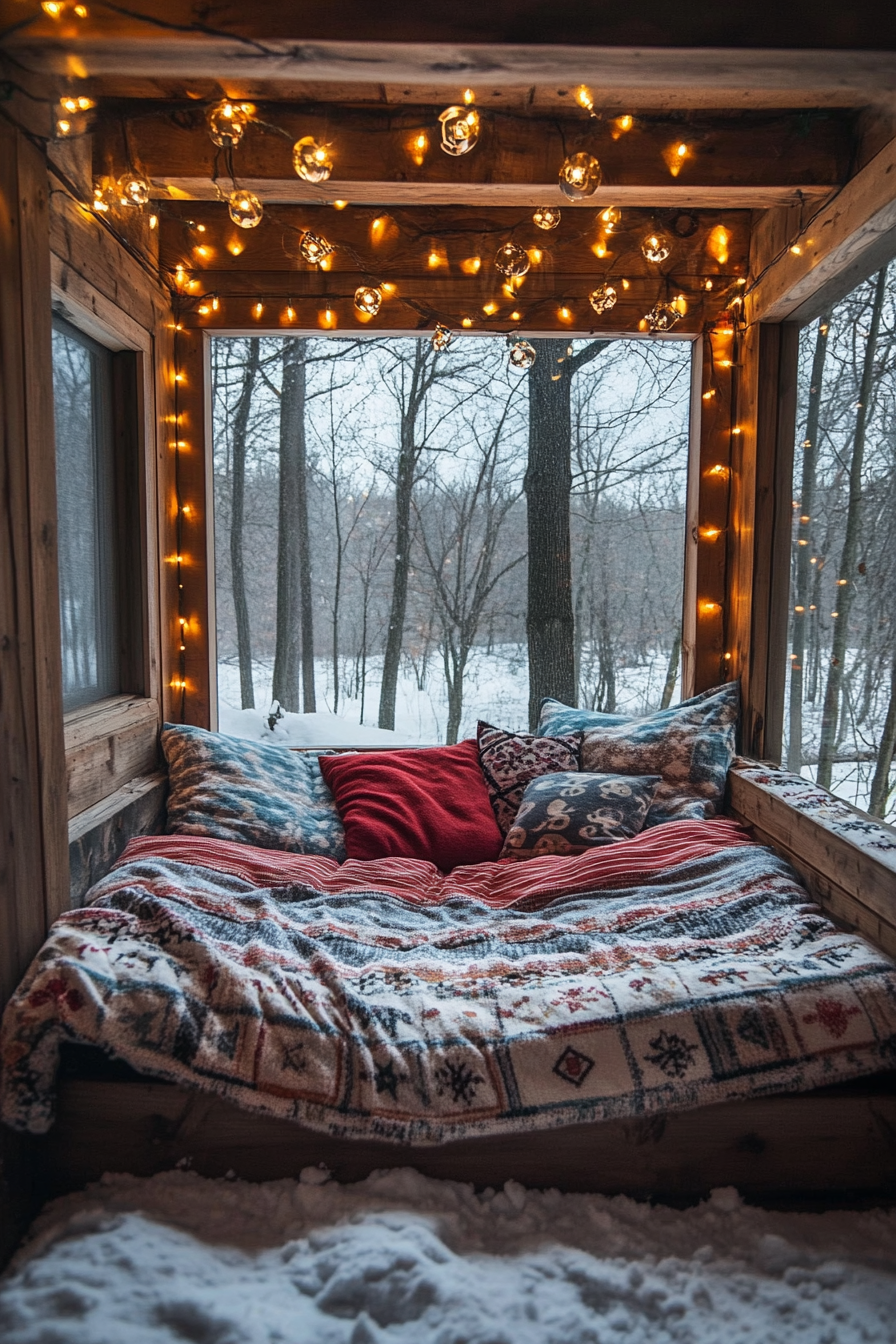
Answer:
161;724;346;858
537;682;739;826
501;771;661;859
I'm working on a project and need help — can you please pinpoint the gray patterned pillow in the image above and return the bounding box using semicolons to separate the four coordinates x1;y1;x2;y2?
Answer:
538;682;739;826
477;721;582;835
162;724;346;858
501;771;661;859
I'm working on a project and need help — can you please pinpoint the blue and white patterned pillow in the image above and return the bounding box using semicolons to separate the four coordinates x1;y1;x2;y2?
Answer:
538;682;739;826
161;724;346;858
501;771;661;859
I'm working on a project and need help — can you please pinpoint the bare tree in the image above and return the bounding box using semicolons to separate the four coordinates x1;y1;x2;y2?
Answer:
817;266;888;789
525;337;609;728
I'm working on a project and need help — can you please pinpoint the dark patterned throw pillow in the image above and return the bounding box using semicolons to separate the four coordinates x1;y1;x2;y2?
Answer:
500;771;662;860
538;682;739;826
476;721;582;835
162;723;346;857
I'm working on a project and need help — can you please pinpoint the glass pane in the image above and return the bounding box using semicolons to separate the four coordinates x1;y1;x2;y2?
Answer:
52;321;118;711
782;263;896;820
212;336;690;746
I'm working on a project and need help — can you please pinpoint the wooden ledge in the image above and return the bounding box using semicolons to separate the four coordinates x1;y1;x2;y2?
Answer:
729;767;896;958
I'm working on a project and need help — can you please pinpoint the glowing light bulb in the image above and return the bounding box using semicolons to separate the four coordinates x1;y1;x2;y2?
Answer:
641;231;671;263
588;284;617;315
494;242;530;278
790;243;803;255
664;142;690;176
700;601;721;615
600;206;621;231
611;114;633;138
461;317;473;328
211;294;219;311
592;239;608;259
701;527;721;541
574;84;595;113
460;256;482;275
292;136;334;184
284;302;296;322
42;1;62;14
197;302;210;316
439;105;481;156
227;240;243;256
482;302;498;316
510;310;522;321
463;88;475;105
431;323;453;351
57;119;71;135
228;190;263;228
621;278;630;290
533;206;561;231
643;301;680;332
508;340;536;370
149;213;158;230
252;300;264;319
354;285;383;317
298;231;335;266
207;100;248;149
558;152;602;199
557;306;573;323
319;307;337;329
117;170;151;209
528;248;543;265
707;225;729;265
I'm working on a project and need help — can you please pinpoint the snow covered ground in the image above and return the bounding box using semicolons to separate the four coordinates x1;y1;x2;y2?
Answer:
216;646;681;747
2;1169;895;1343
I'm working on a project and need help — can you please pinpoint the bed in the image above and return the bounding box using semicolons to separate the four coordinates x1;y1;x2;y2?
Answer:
4;685;896;1204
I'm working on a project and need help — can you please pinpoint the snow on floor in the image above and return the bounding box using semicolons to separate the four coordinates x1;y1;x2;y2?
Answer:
2;1169;895;1343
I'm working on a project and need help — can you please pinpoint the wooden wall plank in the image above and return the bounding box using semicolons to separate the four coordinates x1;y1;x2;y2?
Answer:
68;772;168;907
63;696;161;819
746;134;896;324
726;317;759;721
692;324;734;692
0;118;69;1004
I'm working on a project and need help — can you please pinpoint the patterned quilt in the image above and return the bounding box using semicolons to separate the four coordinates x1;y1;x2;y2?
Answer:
3;819;896;1143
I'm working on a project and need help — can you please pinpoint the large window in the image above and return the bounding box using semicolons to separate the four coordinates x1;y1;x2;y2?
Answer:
782;263;896;820
52;317;120;712
212;335;691;746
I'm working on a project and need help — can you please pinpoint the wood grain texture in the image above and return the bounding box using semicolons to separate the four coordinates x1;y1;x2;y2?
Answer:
63;696;161;819
0;119;69;1006
38;1076;896;1203
726;318;758;737
10;29;896;98
692;327;733;692
747;134;896;323
68;771;168;906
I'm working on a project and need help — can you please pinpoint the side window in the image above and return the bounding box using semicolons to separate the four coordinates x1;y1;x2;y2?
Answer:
51;317;120;711
782;264;896;820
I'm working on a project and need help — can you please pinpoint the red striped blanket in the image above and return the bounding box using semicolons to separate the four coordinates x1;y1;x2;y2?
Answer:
3;819;896;1141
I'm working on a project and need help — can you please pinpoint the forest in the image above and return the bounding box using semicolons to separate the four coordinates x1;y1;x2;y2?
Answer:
211;334;691;746
784;263;896;821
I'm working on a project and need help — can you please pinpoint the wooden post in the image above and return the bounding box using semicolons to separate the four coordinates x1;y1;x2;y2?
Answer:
691;324;734;694
0;119;69;1004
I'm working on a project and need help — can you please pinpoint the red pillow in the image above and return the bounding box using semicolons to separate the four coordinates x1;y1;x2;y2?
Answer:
319;740;503;870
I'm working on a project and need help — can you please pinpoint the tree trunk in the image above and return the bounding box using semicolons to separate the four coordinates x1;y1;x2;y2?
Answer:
379;340;433;730
525;338;608;729
229;341;260;710
787;313;830;770
273;337;316;714
661;629;682;709
869;654;896;818
817;266;887;790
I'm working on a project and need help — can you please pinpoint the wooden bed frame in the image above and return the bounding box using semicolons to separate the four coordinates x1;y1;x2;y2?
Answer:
14;771;895;1215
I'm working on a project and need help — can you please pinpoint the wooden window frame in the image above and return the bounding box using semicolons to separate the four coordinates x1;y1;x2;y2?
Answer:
50;282;162;823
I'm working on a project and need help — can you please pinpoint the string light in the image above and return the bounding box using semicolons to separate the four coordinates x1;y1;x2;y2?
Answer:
559;152;601;199
557;306;573;323
611;115;633;138
319;307;337;329
600;206;621;231
228;190;263;228
700;527;722;541
56;119;71;136
589;284;617;315
408;132;429;166
299;231;335;265
149;213;158;230
494;242;530;278
284;301;296;322
707;225;729;265
207;100;248;149
431;324;453;351
293;137;334;184
664;142;690;177
509;340;536;370
642;300;680;332
252;300;264;319
533;206;561;231
482;302;498;316
700;601;722;615
354;285;383;316
332;200;349;210
460;256;482;275
439;104;481;156
462;317;473;328
641;231;671;263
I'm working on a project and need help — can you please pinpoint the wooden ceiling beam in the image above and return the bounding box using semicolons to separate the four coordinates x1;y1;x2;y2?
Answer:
94;105;849;212
9;32;896;108
746;134;896;323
